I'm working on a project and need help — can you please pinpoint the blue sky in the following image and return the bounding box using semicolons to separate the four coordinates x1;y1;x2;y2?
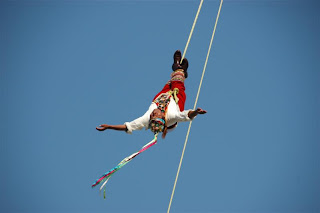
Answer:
1;0;319;213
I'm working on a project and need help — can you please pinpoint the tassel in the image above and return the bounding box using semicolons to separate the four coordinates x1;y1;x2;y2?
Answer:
92;133;159;197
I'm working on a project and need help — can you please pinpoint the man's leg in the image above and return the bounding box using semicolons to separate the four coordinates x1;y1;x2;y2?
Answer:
153;50;188;107
170;50;188;111
170;80;186;111
152;83;171;102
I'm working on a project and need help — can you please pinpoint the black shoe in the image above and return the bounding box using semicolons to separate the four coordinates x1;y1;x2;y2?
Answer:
181;58;189;78
173;50;182;64
172;50;182;71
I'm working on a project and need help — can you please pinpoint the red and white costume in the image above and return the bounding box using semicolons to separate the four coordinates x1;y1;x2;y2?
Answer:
125;70;194;134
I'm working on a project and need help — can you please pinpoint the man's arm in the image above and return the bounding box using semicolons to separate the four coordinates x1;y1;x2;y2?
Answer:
96;124;127;131
187;108;207;119
96;104;156;133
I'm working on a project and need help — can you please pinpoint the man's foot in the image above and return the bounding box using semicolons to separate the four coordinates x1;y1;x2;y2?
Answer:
172;50;182;71
173;50;182;64
181;58;189;78
172;50;189;78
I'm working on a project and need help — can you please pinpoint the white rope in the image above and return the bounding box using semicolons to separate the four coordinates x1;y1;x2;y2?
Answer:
167;1;224;212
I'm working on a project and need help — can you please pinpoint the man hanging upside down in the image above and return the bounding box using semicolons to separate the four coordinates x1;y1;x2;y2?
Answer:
96;50;207;138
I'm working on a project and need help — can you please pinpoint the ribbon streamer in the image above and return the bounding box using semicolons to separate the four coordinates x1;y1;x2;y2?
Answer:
92;133;159;197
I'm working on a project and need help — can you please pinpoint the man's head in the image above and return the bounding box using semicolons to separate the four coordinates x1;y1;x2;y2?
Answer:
150;108;164;120
149;109;166;134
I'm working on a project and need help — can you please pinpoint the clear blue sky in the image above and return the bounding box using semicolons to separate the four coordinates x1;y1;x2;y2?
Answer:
1;0;319;213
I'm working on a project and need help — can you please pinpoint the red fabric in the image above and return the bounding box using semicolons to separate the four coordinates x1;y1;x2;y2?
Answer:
152;81;186;111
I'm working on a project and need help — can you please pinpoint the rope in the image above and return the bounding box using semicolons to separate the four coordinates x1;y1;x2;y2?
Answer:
180;0;203;64
167;1;224;212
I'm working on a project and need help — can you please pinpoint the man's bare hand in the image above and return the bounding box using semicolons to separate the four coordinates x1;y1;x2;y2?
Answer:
96;124;109;131
196;108;207;114
188;107;207;119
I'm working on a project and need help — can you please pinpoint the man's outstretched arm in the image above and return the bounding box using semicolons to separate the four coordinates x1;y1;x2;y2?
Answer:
187;108;207;120
96;124;128;132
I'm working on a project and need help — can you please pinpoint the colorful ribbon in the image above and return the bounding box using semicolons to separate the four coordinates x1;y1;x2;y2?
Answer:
92;133;159;198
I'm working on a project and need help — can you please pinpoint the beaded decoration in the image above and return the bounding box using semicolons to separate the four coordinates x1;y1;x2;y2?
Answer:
154;93;171;113
170;69;185;82
148;93;172;133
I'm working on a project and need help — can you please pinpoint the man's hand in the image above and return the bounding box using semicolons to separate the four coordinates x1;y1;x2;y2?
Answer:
96;124;109;131
188;107;207;119
96;124;128;132
196;108;207;114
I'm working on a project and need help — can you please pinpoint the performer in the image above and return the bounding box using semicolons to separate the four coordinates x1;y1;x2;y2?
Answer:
96;50;207;138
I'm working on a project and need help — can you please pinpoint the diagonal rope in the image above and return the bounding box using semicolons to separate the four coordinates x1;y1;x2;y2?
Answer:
167;1;224;212
180;0;203;64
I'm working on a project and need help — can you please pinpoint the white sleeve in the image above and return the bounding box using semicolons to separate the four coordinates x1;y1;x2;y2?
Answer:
174;109;194;123
124;104;156;134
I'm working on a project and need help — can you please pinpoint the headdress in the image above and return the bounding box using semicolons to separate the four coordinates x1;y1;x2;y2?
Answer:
149;118;165;134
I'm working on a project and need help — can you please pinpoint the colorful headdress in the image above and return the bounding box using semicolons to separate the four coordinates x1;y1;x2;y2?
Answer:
149;118;165;134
